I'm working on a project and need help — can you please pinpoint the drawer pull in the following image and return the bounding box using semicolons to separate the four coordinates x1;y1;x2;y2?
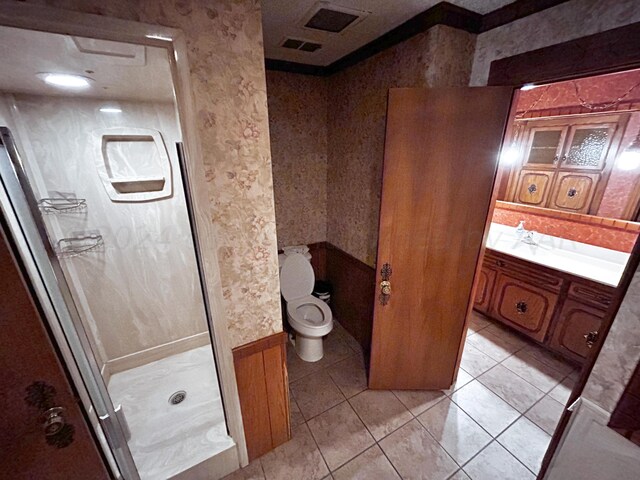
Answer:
496;260;506;268
516;301;528;314
584;330;599;348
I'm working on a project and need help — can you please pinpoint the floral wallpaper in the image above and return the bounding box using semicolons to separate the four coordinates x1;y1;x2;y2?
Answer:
27;0;282;348
266;71;328;249
326;25;476;266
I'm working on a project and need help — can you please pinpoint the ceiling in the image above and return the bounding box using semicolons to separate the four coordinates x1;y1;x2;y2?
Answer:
262;0;516;66
0;26;175;102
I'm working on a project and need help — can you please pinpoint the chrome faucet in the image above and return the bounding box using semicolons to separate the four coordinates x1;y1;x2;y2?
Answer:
522;230;538;245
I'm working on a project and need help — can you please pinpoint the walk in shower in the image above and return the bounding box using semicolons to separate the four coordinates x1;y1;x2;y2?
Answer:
0;25;234;479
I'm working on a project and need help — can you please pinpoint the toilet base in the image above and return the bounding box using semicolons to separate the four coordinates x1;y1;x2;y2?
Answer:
295;334;324;362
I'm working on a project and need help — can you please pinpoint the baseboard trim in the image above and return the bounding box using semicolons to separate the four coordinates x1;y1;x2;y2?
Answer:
105;331;210;379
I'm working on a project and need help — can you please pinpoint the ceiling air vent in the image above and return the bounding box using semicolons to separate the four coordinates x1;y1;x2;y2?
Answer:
300;2;370;34
305;8;358;33
281;38;322;53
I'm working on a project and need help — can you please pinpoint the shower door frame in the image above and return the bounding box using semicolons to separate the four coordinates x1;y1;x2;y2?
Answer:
0;1;248;475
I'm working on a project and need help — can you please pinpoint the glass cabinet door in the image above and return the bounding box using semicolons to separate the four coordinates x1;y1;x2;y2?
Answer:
523;127;566;166
561;124;614;169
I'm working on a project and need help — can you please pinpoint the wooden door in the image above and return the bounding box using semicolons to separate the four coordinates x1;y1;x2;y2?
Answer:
515;170;555;206
369;87;513;390
549;172;600;213
0;224;109;479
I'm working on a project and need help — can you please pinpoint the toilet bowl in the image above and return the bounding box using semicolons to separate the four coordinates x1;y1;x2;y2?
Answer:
280;253;333;362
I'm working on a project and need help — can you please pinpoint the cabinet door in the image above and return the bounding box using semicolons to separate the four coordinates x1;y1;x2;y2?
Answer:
550;300;605;363
515;170;554;206
560;124;616;170
548;171;600;213
474;267;496;314
490;273;558;342
523;126;566;166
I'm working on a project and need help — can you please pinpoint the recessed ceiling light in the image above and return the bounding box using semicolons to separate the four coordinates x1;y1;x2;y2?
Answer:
99;104;122;114
37;73;92;89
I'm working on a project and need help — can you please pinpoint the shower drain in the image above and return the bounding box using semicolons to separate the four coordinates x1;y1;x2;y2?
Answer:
169;390;187;405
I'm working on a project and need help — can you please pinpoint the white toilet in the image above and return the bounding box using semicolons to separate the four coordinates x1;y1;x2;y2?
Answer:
280;253;333;362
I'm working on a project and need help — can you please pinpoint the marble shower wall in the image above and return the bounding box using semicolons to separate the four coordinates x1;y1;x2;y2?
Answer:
326;25;476;266
6;94;206;364
22;0;283;348
266;71;328;249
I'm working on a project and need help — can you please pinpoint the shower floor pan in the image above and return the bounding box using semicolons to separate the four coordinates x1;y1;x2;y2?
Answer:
108;346;234;479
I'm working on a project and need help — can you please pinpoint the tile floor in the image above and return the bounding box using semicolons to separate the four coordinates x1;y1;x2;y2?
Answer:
225;312;578;480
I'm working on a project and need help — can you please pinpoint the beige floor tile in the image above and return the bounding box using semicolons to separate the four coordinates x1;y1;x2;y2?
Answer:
326;354;368;398
307;402;375;471
349;390;412;441
392;389;447;416
418;398;492;465
483;322;529;349
290;396;305;427
478;364;545;413
291;371;345;420
502;352;566;393
320;332;357;367
444;368;474;395
464;442;535;480
332;445;400;480
548;377;576;406
466;330;523;362
450;381;520;436
525;395;564;435
222;461;264;480
260;424;329;480
519;344;574;375
379;420;458;480
333;320;364;355
449;470;471;480
469;311;492;329
460;344;498;378
286;343;323;382
498;417;551;474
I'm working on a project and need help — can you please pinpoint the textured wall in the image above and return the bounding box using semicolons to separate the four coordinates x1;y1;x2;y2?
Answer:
470;0;640;86
327;25;477;266
23;0;282;348
266;71;328;248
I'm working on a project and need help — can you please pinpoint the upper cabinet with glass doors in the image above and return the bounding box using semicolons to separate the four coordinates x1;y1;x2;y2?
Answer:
508;113;628;215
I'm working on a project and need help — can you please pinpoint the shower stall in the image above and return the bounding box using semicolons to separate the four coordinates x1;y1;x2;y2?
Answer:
0;22;238;480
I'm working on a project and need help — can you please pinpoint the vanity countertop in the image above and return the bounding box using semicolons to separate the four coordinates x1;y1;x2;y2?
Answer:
485;223;630;287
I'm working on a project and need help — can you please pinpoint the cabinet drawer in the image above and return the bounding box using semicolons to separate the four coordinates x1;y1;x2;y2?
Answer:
550;300;605;363
485;250;563;292
568;282;614;310
474;267;496;314
548;172;599;214
490;273;558;342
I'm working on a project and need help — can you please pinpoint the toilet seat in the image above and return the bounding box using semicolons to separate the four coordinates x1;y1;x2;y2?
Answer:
287;295;333;337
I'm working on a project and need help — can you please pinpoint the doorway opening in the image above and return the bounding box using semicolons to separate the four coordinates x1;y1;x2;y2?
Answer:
463;67;640;476
0;24;234;479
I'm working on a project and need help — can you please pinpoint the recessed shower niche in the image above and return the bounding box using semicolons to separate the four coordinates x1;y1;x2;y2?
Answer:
95;127;172;202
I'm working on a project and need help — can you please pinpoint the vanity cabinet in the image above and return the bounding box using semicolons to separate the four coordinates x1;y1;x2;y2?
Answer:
473;249;615;365
507;113;628;215
490;273;558;342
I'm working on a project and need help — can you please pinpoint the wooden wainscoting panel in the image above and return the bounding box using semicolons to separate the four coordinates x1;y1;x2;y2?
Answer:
232;332;290;461
325;243;376;356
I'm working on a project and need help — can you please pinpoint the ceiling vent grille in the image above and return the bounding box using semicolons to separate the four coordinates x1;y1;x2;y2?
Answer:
304;8;358;33
281;38;322;53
